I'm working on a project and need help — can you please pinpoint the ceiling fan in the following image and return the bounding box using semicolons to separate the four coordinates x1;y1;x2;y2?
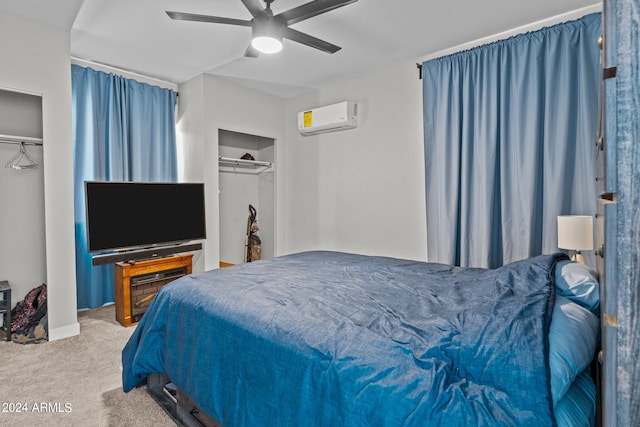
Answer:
166;0;358;57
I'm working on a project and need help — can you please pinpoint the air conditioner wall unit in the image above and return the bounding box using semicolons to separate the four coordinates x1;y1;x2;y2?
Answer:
297;101;358;136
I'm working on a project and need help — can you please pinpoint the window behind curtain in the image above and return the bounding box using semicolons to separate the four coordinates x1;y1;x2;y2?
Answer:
71;64;178;309
422;13;601;268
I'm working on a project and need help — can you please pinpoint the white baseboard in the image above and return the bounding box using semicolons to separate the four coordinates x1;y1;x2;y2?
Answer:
48;321;80;341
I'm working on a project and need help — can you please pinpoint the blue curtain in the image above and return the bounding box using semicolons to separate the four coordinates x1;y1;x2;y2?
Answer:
422;13;601;268
72;64;178;309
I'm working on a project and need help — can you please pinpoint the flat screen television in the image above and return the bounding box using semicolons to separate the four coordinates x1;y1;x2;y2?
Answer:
85;181;206;253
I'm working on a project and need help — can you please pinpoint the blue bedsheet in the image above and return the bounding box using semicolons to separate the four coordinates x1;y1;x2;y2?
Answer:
123;251;564;426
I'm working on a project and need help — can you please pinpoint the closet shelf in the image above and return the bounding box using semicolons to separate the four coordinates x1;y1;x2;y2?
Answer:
218;156;272;169
0;133;43;145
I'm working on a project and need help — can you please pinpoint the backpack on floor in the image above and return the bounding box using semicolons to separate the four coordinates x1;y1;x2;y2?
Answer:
11;283;47;335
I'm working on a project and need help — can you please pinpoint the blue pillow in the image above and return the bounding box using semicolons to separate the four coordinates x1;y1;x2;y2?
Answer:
549;296;599;405
555;260;600;314
554;369;597;427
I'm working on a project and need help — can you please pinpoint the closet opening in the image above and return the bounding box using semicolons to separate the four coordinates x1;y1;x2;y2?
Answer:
0;87;47;342
218;129;275;267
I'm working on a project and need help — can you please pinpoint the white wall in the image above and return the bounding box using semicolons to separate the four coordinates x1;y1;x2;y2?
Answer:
174;75;207;274
177;60;428;265
177;61;427;264
0;138;46;310
0;12;79;340
283;62;428;261
177;74;285;271
178;62;429;263
257;143;275;260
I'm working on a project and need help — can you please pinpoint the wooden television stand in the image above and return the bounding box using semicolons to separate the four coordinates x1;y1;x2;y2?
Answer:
114;254;193;327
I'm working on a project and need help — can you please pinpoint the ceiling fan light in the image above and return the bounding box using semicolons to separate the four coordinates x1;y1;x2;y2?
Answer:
252;36;283;54
251;17;283;54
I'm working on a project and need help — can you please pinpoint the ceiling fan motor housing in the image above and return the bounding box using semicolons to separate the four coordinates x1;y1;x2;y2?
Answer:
251;15;284;53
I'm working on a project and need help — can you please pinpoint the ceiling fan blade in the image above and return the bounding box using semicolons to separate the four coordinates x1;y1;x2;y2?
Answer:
276;0;358;26
241;0;266;18
166;11;252;27
244;44;260;58
282;27;341;54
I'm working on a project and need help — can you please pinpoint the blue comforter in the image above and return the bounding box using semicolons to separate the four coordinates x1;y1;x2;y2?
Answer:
123;251;563;426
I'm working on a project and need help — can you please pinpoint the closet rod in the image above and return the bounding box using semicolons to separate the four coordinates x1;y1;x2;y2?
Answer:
0;134;43;146
219;156;272;168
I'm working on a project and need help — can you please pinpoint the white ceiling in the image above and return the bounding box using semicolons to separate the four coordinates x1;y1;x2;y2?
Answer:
1;0;600;98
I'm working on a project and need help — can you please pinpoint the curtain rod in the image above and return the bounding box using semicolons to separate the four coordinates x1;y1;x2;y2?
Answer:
416;5;601;67
415;4;601;81
71;57;179;92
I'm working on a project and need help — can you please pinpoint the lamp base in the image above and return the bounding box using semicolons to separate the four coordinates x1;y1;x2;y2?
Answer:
571;251;586;264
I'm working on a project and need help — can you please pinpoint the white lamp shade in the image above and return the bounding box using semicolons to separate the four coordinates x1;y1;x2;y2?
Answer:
557;215;594;250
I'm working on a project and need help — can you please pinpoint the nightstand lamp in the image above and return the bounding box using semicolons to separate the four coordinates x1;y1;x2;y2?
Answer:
557;215;594;264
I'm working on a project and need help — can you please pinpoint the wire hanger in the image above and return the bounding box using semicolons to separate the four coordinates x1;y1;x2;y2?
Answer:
4;142;39;170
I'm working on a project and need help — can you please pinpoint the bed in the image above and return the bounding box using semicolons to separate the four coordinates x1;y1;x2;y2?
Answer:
122;250;600;427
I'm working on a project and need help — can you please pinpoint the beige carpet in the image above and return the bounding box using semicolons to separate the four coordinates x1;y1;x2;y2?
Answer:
0;305;174;426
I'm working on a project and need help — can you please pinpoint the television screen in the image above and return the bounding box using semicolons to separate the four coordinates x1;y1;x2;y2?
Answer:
85;181;206;253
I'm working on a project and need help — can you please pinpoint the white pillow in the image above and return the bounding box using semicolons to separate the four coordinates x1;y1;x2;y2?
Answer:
555;260;600;314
